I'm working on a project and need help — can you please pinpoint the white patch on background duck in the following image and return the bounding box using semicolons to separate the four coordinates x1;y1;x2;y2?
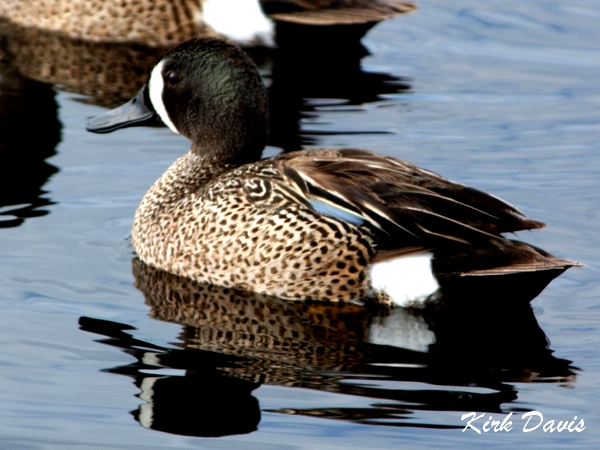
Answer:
368;307;436;352
369;252;439;307
148;61;179;135
203;0;275;47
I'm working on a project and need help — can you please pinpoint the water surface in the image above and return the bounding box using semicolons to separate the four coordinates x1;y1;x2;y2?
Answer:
1;1;599;448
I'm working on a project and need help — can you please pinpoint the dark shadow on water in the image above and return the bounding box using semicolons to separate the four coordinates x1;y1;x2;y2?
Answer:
0;31;60;228
266;24;411;151
78;259;576;437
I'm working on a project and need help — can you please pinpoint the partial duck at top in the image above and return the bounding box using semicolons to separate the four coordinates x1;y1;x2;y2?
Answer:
0;0;416;47
86;37;580;306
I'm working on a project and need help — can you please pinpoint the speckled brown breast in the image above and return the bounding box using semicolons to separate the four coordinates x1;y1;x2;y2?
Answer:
132;151;382;302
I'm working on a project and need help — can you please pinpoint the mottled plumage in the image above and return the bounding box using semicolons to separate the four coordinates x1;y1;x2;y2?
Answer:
0;0;210;46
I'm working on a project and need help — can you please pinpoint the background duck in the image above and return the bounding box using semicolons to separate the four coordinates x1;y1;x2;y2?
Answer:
0;0;416;47
86;37;580;306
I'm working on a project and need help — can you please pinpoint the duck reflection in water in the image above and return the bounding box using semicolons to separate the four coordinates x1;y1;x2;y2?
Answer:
78;259;575;437
0;41;59;228
0;20;173;107
266;27;412;151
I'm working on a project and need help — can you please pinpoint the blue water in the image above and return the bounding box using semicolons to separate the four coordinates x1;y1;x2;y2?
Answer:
1;1;599;448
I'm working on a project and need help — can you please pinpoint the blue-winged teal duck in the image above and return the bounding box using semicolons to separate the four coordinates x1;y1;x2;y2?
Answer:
87;37;579;306
1;0;415;47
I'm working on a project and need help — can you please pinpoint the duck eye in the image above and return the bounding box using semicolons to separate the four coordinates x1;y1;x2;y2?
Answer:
165;71;181;86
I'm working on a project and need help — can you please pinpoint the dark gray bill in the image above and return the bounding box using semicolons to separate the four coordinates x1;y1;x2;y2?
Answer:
86;86;155;134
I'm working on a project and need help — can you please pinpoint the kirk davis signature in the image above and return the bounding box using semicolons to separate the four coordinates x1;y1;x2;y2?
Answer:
461;411;585;434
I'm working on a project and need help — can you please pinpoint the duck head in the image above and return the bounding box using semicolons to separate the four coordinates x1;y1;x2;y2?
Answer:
87;38;269;165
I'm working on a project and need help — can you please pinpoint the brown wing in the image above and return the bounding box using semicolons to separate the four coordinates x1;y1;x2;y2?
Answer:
273;148;544;248
262;0;417;25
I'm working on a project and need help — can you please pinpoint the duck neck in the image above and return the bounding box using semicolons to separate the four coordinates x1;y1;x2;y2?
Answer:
190;140;265;168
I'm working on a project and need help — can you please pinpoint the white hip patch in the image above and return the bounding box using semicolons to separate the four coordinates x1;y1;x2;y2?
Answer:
369;252;439;307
